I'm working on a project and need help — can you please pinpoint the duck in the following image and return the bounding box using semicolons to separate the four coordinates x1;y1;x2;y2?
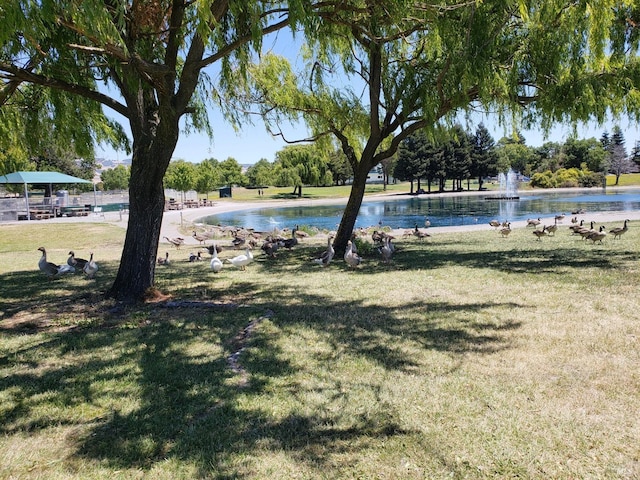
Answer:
380;235;393;263
67;251;88;270
344;240;361;268
38;246;62;277
609;219;630;239
157;252;170;265
313;235;335;267
227;247;253;270
210;243;223;273
164;236;184;249
83;252;99;278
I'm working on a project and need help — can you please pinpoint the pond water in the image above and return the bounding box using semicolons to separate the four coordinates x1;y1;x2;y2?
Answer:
200;188;640;231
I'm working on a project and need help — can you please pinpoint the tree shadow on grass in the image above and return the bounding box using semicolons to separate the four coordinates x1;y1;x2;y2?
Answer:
0;262;525;478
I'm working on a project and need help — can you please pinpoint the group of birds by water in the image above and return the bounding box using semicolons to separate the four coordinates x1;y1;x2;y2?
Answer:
37;247;99;278
159;221;408;272
489;212;630;243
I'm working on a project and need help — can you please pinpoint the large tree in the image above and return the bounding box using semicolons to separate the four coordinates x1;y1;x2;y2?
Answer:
0;1;301;301
230;1;640;252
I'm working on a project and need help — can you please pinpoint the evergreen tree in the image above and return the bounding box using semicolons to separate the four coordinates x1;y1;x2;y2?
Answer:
470;124;498;190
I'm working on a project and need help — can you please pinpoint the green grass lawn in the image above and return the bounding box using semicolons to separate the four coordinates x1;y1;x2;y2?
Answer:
1;215;639;478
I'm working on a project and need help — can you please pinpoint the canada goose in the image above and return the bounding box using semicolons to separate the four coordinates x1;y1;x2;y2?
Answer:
344;240;361;268
314;235;335;267
163;236;184;249
570;219;585;234
527;218;541;227
578;222;597;240
554;213;566;222
499;223;512;237
261;237;280;258
210;243;223;273
571;216;578;225
587;225;607;244
371;230;384;245
192;231;207;244
489;219;501;229
571;208;586;215
380;236;393;263
189;251;203;262
231;231;247;249
294;225;308;239
227;247;253;270
413;227;431;241
157;252;170;265
67;251;88;270
532;227;548;240
37;247;62;277
201;244;223;255
609;219;630;239
281;228;298;249
83;252;99;278
544;218;558;236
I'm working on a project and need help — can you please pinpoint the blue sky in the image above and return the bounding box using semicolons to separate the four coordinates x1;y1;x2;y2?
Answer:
96;109;640;165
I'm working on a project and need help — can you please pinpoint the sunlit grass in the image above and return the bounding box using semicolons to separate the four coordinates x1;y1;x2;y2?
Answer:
1;214;639;478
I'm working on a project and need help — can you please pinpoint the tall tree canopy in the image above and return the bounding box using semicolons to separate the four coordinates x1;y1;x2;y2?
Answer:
228;0;640;252
0;0;302;301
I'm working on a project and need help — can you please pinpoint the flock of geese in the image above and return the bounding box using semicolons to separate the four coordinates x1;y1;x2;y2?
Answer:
37;247;99;278
489;213;631;243
160;223;404;272
38;213;629;278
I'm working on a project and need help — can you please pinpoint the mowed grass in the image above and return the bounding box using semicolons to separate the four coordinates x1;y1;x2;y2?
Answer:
1;219;639;479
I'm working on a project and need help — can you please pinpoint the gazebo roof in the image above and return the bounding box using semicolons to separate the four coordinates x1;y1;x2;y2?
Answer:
0;171;92;185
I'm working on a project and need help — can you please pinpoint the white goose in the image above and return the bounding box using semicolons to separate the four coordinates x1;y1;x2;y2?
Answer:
38;247;74;277
210;243;223;273
380;235;393;263
83;252;99;278
227;247;253;270
344;240;361;268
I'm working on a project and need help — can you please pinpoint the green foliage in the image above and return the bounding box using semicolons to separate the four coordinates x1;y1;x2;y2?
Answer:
218;158;245;186
530;167;604;188
194;160;222;195
245;158;274;187
275;144;332;187
100;165;130;191
165;160;198;193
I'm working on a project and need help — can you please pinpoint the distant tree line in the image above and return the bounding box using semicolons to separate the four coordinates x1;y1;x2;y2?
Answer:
393;124;640;192
93;125;640;195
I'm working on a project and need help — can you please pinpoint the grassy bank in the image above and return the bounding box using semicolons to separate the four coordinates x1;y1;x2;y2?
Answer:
1;217;639;479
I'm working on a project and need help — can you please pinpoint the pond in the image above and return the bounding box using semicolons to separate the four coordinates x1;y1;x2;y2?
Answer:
200;188;640;231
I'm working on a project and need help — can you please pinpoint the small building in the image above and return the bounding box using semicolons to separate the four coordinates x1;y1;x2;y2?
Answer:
219;186;232;198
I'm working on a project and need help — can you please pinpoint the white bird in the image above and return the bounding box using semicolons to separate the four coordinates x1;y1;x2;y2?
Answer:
344;240;361;268
314;235;335;267
83;252;99;278
227;247;253;270
210;243;223;273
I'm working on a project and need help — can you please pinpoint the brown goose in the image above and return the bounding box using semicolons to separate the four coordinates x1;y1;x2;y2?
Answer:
609;219;630;239
157;252;170;265
313;235;335;267
164;236;185;249
38;247;62;277
67;251;88;270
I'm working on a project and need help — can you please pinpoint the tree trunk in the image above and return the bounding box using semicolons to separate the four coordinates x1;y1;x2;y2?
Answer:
106;135;176;302
333;164;370;254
